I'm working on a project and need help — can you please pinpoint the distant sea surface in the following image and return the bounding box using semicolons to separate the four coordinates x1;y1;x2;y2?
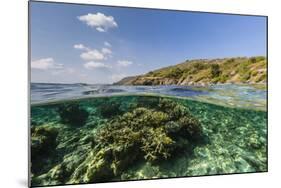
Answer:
31;82;266;110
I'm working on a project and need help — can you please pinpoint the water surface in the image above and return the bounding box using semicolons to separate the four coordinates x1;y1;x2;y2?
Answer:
31;83;266;110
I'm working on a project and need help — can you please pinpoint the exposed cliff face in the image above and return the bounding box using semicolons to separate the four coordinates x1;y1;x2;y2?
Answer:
115;56;267;86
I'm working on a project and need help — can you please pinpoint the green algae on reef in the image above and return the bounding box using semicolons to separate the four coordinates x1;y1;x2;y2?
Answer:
30;95;267;186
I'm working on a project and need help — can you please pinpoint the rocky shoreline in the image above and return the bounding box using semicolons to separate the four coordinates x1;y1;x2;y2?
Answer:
115;56;267;86
115;76;266;87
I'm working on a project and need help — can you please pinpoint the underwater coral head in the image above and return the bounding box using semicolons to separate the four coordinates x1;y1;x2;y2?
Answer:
31;125;59;175
75;98;205;182
97;99;123;118
58;103;89;127
96;99;203;161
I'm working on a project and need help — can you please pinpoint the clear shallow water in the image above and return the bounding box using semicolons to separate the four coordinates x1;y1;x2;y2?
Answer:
30;84;267;186
31;83;266;110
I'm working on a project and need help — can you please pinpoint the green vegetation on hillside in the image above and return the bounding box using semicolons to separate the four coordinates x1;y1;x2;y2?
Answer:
115;56;267;86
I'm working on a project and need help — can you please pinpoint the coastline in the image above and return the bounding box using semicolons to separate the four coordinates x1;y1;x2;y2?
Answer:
114;56;267;86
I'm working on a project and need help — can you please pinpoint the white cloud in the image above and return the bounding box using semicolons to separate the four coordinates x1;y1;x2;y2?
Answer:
31;58;63;70
101;47;112;55
84;62;111;69
73;44;88;50
80;50;105;61
96;27;106;32
104;41;111;47
73;44;84;49
74;43;113;61
78;12;118;32
117;60;133;67
74;44;92;52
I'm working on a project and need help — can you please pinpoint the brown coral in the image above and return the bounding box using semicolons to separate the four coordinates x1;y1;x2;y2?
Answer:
70;98;203;182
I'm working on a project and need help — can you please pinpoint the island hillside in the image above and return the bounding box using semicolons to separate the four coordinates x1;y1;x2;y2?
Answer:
115;56;267;86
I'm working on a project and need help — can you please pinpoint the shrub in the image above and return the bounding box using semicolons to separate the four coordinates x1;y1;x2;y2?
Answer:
255;56;266;62
219;74;229;83
210;64;221;78
146;71;156;76
166;68;183;79
241;71;251;82
193;62;205;71
238;60;251;76
249;57;257;64
226;58;235;63
252;71;258;77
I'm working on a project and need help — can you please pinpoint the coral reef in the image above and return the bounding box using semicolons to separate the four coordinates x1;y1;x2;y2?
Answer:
97;100;122;118
64;98;203;183
31;124;59;175
30;95;267;186
57;103;89;127
31;125;95;186
98;98;202;161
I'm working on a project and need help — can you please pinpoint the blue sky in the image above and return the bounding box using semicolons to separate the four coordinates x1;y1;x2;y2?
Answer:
30;1;267;84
